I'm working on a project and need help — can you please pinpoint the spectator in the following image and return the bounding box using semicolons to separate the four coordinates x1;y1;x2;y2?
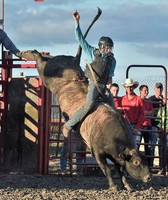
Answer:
0;28;20;57
149;82;166;174
139;85;157;167
119;78;145;146
60;130;86;175
149;82;165;127
110;83;121;108
62;10;116;137
157;104;168;175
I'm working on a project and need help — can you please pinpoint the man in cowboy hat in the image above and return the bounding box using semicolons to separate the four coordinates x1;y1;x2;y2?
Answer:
118;78;145;145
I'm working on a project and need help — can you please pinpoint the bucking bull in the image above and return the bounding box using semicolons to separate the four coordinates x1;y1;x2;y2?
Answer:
18;8;151;192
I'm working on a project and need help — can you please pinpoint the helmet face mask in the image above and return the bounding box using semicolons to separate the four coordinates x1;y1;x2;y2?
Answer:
98;43;112;50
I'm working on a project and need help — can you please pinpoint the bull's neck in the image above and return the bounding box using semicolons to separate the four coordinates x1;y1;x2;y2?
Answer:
36;61;46;77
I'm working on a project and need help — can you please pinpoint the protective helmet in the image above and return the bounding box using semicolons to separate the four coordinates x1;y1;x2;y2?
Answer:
98;36;114;48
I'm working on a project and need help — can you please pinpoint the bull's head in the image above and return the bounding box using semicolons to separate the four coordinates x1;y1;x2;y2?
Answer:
122;149;152;183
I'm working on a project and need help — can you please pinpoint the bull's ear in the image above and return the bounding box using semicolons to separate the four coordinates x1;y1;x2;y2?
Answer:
128;149;137;155
124;148;137;156
119;153;126;159
123;148;137;162
121;152;132;161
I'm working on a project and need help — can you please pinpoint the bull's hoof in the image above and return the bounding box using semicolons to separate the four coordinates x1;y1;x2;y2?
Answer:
124;184;134;192
17;50;34;59
109;185;119;193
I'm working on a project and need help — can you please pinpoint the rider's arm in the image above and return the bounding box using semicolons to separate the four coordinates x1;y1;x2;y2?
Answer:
75;23;94;63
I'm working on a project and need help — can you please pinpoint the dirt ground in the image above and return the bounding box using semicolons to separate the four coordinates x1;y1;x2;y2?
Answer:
0;173;167;200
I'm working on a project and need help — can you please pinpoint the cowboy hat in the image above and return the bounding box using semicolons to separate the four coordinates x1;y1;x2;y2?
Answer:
122;78;139;89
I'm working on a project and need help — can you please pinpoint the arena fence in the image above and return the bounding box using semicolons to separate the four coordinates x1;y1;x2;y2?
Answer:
49;93;168;176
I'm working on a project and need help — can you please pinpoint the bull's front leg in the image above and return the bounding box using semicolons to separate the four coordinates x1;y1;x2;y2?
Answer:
115;163;133;192
94;153;118;193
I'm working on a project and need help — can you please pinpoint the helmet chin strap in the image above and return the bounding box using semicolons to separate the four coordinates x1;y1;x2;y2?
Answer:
99;49;106;57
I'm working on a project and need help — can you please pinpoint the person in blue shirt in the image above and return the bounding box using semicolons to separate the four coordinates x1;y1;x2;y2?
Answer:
0;28;20;56
63;10;116;137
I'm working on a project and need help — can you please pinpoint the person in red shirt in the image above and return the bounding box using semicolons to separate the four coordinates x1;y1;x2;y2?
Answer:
118;78;145;146
139;84;157;167
110;83;121;108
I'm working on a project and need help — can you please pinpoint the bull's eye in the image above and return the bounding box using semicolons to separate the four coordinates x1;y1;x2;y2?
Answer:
133;159;140;166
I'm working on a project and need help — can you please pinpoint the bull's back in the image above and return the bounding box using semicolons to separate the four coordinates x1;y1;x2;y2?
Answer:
38;55;88;117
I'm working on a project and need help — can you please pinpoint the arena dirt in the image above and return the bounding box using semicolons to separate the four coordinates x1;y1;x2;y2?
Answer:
0;173;167;200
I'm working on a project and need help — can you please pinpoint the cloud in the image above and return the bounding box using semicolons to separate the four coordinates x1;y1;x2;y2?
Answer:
3;0;168;62
135;43;168;59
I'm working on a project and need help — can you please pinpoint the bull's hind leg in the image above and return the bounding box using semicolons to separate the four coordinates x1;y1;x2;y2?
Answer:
94;153;118;192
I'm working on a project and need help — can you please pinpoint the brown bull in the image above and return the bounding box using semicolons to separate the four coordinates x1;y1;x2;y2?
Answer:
17;9;151;192
18;49;152;192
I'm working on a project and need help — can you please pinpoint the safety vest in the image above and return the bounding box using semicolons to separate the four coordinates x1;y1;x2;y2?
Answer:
85;49;114;85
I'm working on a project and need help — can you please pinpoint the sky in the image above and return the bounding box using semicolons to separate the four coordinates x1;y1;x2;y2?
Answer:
0;0;168;93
